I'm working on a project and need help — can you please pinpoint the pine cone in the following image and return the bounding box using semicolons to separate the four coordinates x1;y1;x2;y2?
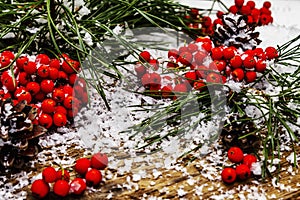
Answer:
0;99;47;171
221;114;261;152
213;13;261;50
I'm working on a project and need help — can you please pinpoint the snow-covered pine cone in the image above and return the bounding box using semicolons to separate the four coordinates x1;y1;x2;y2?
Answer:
213;13;261;50
221;114;261;152
0;99;47;171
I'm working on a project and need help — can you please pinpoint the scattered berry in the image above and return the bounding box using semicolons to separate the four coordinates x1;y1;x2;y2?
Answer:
227;147;244;163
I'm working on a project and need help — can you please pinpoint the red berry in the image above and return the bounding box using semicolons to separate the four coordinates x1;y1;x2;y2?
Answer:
265;46;278;60
245;71;257;83
193;80;206;91
91;152;108;170
229;5;239;14
139;51;151;62
179;51;193;66
243;154;257;168
49;58;61;69
61;59;80;74
221;168;236;184
206;72;222;83
263;1;271;9
52;88;65;102
232;68;245;82
184;71;197;85
55;105;68;115
0;56;12;68
211;47;223;60
187;43;198;53
160;85;173;99
17;72;29;86
38;113;53;128
212;60;226;72
149;59;159;70
246;1;255;9
223;47;235;60
236;164;251;180
255;60;267;72
53;112;67;127
70;178;86;195
16;56;29;70
201;41;212;52
26;82;40;95
58;70;68;80
240;5;251;15
85;169;102;186
227;147;244;163
168;49;179;59
230;55;243;68
37;65;49;78
31;179;50;199
53;180;70;197
48;67;59;80
63;95;76;109
243;56;256;69
63;85;73;96
75;158;91;175
41;99;56;113
23;61;37;75
194;51;207;65
40;79;55;94
1;50;14;60
195;65;209;79
57;169;70;182
234;0;244;8
42;166;57;183
201;16;212;27
216;11;224;19
36;54;50;65
179;46;189;54
34;91;46;102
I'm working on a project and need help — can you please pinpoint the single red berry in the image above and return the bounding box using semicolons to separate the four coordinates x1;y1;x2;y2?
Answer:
230;55;243;68
139;51;151;62
75;158;91;175
194;51;207;65
263;1;271;9
179;51;193;66
52;88;65;102
41;99;56;113
195;65;209;79
23;61;37;75
0;56;12;68
31;179;50;199
201;41;212;52
223;47;235;60
179;46;189;54
91;152;108;170
58;70;68;80
221;168;236;184
234;0;244;8
212;60;226;72
61;59;80;74
37;65;49;78
201;16;212;27
42;166;57;183
53;112;67;127
232;68;245;82
1;50;14;60
17;72;29;86
184;71;197;85
193;80;206;91
53;180;70;197
85;169;102;186
168;49;179;59
149;72;161;86
243;154;257;168
63;85;73;96
211;47;223;60
160;85;173;99
236;164;251;180
149;59;159;70
245;71;257;83
38;113;53;128
16;56;29;70
213;18;223;26
36;54;50;65
26;82;40;96
63;95;76;109
55;105;68;115
206;72;222;83
243;56;256;69
187;43;198;53
40;79;55;94
48;67;59;80
229;5;239;14
70;178;86;195
57;169;70;182
240;5;251;15
49;58;61;69
134;62;147;77
227;147;244;163
216;11;224;19
265;46;278;60
255;60;267;72
246;0;255;9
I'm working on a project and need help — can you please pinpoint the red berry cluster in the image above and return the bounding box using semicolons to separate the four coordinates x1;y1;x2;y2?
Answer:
185;0;273;36
229;0;273;25
30;152;108;198
135;39;278;99
221;147;257;184
0;51;88;129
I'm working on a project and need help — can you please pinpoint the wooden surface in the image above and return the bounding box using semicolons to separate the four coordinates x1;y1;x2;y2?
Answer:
21;143;300;200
